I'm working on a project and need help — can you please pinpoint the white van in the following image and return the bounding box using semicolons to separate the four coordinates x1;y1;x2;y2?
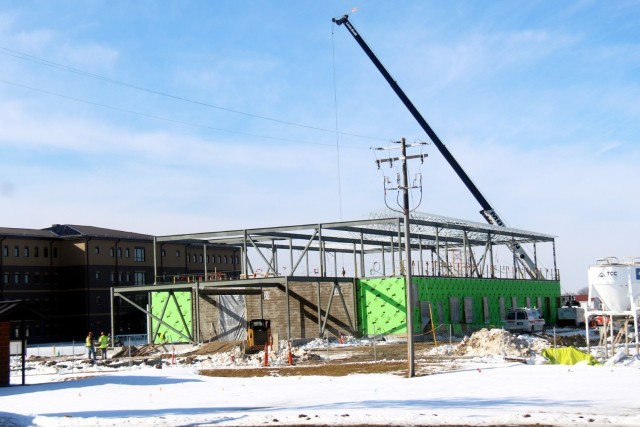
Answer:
504;308;545;333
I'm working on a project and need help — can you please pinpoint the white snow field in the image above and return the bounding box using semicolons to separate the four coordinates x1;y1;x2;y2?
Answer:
1;329;639;427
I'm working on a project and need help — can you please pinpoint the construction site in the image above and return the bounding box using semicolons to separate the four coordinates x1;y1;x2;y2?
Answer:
109;210;560;350
110;15;562;349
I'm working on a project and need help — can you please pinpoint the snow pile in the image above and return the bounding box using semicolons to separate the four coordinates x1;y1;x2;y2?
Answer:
424;343;457;356
454;328;549;357
605;352;640;368
298;335;372;350
185;351;264;369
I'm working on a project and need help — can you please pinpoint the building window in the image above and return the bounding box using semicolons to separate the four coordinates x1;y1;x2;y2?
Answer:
125;248;130;258
118;273;123;282
449;297;460;323
14;273;19;284
110;247;115;257
24;246;29;257
110;272;116;283
134;272;146;286
44;247;49;258
2;246;8;257
24;274;30;284
95;246;100;254
125;273;131;283
2;273;8;284
14;246;19;257
223;256;228;264
95;271;101;280
216;256;221;263
96;296;101;306
463;297;474;324
199;255;203;263
134;247;145;262
34;247;39;257
191;254;196;263
176;250;180;257
161;249;166;257
34;274;40;284
118;247;122;258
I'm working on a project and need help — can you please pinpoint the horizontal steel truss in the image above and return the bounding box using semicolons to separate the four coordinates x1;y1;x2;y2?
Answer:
153;213;556;280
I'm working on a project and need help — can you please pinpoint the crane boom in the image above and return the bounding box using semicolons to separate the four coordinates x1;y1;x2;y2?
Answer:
333;14;539;278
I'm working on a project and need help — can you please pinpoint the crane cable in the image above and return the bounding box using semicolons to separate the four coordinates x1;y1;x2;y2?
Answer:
331;21;345;272
331;23;344;221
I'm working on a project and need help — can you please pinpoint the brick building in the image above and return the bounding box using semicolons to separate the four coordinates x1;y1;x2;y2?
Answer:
0;225;240;342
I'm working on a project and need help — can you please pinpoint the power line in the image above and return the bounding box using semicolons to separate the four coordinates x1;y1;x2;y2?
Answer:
0;46;387;143
0;78;346;147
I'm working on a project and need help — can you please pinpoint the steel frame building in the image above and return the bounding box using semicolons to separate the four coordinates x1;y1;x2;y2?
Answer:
111;211;558;344
152;212;558;281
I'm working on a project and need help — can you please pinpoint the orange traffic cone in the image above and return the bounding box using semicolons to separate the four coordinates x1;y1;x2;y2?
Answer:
287;340;294;366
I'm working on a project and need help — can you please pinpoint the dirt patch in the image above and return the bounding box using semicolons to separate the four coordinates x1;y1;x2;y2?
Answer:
540;333;590;347
199;358;455;378
184;341;243;356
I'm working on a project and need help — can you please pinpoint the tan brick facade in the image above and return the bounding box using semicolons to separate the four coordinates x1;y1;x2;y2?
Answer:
1;225;240;342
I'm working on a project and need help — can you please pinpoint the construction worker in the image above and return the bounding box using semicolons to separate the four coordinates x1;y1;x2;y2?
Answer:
98;331;110;360
85;331;96;361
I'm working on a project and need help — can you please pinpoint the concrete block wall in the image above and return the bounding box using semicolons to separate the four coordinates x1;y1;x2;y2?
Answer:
0;322;9;386
246;281;357;340
198;292;222;342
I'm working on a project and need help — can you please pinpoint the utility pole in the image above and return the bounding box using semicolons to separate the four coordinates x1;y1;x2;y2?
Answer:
375;137;427;378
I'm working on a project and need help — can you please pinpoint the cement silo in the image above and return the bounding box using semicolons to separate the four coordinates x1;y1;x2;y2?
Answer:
585;257;640;357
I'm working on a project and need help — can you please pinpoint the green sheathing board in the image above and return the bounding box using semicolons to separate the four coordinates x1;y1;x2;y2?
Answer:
357;277;408;335
416;277;560;331
357;277;560;336
150;291;193;344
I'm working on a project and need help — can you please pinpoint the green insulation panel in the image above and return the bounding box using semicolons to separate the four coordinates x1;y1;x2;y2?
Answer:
150;291;193;344
357;277;408;336
357;277;561;336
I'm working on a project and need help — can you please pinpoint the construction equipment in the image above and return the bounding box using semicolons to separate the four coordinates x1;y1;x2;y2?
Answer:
332;15;540;279
557;301;586;327
243;319;271;354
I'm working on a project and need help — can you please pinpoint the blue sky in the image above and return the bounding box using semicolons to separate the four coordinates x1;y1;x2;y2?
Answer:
1;1;639;292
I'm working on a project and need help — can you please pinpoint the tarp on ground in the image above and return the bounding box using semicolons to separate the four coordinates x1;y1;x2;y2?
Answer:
542;346;600;365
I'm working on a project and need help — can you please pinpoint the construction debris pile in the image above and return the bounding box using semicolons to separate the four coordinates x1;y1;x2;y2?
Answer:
454;328;549;358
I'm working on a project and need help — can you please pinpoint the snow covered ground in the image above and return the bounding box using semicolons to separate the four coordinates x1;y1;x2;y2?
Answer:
2;329;639;427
